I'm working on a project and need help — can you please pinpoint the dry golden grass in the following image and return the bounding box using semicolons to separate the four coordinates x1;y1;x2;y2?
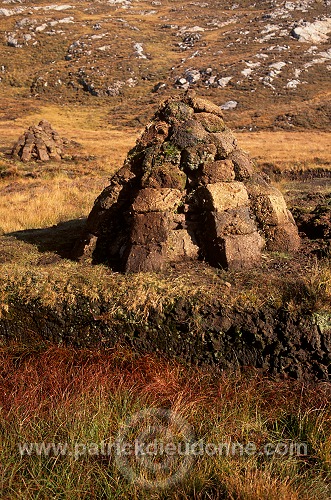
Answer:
1;99;329;172
1;344;330;499
0;103;140;233
0;177;106;233
238;131;331;171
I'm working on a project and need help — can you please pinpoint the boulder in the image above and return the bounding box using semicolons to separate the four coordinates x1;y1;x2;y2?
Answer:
291;19;331;43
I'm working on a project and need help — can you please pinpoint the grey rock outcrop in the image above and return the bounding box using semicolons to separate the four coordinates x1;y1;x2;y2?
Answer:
291;18;331;43
73;92;300;272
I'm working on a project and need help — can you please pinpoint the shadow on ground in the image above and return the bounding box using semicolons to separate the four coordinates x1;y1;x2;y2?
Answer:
8;218;86;259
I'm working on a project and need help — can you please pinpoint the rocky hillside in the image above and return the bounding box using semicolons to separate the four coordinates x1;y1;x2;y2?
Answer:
0;0;330;130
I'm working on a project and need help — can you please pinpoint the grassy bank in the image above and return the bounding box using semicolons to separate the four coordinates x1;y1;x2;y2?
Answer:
1;343;330;499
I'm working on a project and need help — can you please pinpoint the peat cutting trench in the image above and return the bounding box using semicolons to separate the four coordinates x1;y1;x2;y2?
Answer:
0;282;330;381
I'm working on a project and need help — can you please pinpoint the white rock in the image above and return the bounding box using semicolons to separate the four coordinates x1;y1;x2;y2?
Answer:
217;76;232;87
241;68;253;77
108;0;131;4
0;8;13;15
319;48;331;59
185;69;200;83
178;25;205;35
220;100;238;110
133;42;147;59
307;45;318;53
259;32;276;43
269;61;286;71
39;4;73;11
36;24;48;32
272;45;290;52
7;35;21;47
245;61;261;68
126;77;137;87
57;17;74;24
261;24;280;34
205;75;216;85
304;48;331;68
292;18;331;43
0;7;24;15
176;77;190;89
287;79;301;88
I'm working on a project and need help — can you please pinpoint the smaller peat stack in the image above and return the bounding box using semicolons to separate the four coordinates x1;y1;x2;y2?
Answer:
73;92;300;272
11;120;67;162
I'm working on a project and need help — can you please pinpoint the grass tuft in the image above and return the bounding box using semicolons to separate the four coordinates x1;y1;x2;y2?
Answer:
1;345;330;499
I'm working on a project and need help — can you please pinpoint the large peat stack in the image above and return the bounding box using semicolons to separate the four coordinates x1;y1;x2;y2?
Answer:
73;92;300;272
11;120;67;162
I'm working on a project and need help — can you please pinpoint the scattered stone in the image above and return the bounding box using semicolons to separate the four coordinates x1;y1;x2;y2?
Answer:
42;5;73;12
291;18;331;43
176;77;189;89
178;32;202;50
36;23;48;32
73;92;299;272
6;34;21;47
287;79;301;89
0;7;25;16
220;100;238;110
134;42;147;59
11;120;68;162
152;82;167;92
262;61;286;86
178;26;205;35
269;61;286;71
185;69;201;83
217;76;232;87
107;0;132;5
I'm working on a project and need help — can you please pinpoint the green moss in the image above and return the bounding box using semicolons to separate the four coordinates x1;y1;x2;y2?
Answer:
162;141;181;161
162;101;194;122
313;312;331;333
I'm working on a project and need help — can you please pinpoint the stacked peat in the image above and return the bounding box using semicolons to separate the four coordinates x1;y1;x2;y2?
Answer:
11;120;67;162
73;92;300;272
